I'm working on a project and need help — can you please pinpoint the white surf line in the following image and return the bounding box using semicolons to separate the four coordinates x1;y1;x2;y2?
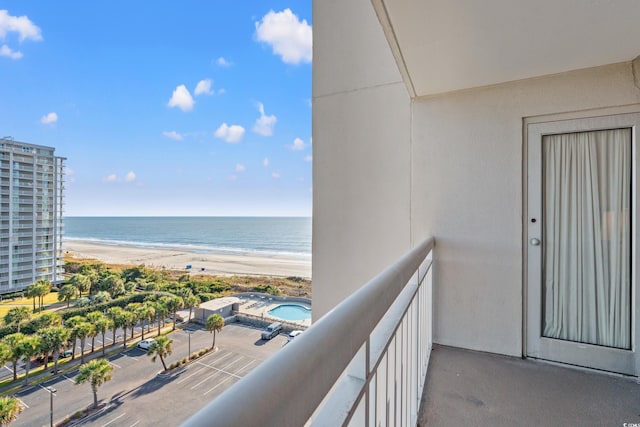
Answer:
62;374;76;384
176;367;207;385
101;412;126;427
203;376;233;395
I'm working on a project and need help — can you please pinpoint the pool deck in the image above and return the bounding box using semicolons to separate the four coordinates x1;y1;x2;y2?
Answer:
236;295;312;327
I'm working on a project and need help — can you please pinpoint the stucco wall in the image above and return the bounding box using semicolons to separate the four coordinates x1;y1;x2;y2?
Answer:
312;0;411;319
412;62;640;356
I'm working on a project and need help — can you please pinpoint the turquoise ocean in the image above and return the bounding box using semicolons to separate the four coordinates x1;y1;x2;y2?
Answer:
63;217;312;259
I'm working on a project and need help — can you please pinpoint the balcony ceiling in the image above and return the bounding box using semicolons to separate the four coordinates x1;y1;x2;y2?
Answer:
376;0;640;96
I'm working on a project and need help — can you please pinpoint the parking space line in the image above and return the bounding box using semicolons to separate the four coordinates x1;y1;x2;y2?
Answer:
3;366;13;373
190;370;225;390
17;398;29;409
176;367;206;385
203;376;233;395
233;360;256;375
63;374;76;384
101;412;126;426
109;360;121;368
129;421;140;427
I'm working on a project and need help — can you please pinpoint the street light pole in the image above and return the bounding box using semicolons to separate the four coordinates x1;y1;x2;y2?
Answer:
46;386;56;427
188;331;191;359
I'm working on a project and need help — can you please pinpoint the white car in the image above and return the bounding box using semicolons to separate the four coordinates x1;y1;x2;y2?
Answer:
287;330;304;343
137;338;156;350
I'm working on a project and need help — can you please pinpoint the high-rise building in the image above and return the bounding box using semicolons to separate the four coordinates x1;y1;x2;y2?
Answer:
0;138;65;293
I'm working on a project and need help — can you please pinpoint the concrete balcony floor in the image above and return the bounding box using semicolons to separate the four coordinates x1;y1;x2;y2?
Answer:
418;345;640;427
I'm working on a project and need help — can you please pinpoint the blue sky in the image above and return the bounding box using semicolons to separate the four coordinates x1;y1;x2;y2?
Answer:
0;1;312;216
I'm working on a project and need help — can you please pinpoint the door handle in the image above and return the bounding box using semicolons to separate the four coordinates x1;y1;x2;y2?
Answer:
530;238;541;246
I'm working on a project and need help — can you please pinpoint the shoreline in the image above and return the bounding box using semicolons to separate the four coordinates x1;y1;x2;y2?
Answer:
63;240;312;279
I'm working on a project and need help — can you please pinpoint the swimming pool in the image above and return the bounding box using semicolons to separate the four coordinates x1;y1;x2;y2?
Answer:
268;304;312;321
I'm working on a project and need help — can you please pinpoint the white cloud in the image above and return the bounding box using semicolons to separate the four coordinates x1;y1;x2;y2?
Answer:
0;11;41;60
255;9;312;65
0;10;42;42
103;171;136;183
235;163;246;173
40;112;58;125
252;102;277;136
290;137;306;151
271;172;281;179
0;44;21;59
216;57;231;67
194;79;213;96
162;131;183;141
218;88;226;95
304;155;312;162
214;123;245;143
167;84;195;112
263;157;269;167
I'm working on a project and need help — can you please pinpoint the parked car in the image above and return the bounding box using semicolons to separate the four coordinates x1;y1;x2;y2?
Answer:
137;338;156;350
284;330;304;345
261;322;282;340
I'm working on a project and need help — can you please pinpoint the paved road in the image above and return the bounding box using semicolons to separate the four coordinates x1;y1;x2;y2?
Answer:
12;323;286;427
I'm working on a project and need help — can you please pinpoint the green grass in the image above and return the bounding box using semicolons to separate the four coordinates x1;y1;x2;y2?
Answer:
0;293;70;320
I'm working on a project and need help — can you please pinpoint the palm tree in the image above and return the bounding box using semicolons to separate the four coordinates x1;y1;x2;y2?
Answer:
73;322;94;364
23;284;38;312
86;311;105;352
37;326;70;374
120;311;134;349
206;314;224;350
160;295;182;331
57;284;78;308
184;295;200;322
140;303;155;336
20;335;41;385
154;302;168;336
94;317;112;357
106;307;124;346
33;312;62;330
3;307;30;333
147;336;173;371
2;334;24;381
64;315;86;361
68;273;91;298
76;359;113;409
34;279;52;311
0;396;23;426
126;303;141;340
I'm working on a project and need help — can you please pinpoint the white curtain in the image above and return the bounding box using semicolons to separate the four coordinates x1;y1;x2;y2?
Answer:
543;128;631;349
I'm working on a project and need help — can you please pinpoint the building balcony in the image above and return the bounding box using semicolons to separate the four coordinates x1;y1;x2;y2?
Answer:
183;238;639;427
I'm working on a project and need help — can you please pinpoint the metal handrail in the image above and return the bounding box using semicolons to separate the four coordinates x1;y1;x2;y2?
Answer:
183;237;434;427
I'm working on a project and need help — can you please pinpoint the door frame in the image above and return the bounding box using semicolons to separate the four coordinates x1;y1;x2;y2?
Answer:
523;108;640;376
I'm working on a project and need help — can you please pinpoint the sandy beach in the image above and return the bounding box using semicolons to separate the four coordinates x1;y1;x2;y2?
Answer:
63;240;311;278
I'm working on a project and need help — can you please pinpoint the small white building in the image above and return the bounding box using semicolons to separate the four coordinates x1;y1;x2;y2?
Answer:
193;296;240;324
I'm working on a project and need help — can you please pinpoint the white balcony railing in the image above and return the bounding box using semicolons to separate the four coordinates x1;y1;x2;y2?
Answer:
184;237;434;427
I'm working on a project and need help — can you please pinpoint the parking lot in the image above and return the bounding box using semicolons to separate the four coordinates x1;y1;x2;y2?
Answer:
12;323;287;427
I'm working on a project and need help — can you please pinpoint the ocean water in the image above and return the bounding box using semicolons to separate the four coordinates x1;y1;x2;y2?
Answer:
64;217;312;258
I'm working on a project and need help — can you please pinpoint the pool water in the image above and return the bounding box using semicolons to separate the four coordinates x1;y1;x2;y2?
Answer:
268;304;312;321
